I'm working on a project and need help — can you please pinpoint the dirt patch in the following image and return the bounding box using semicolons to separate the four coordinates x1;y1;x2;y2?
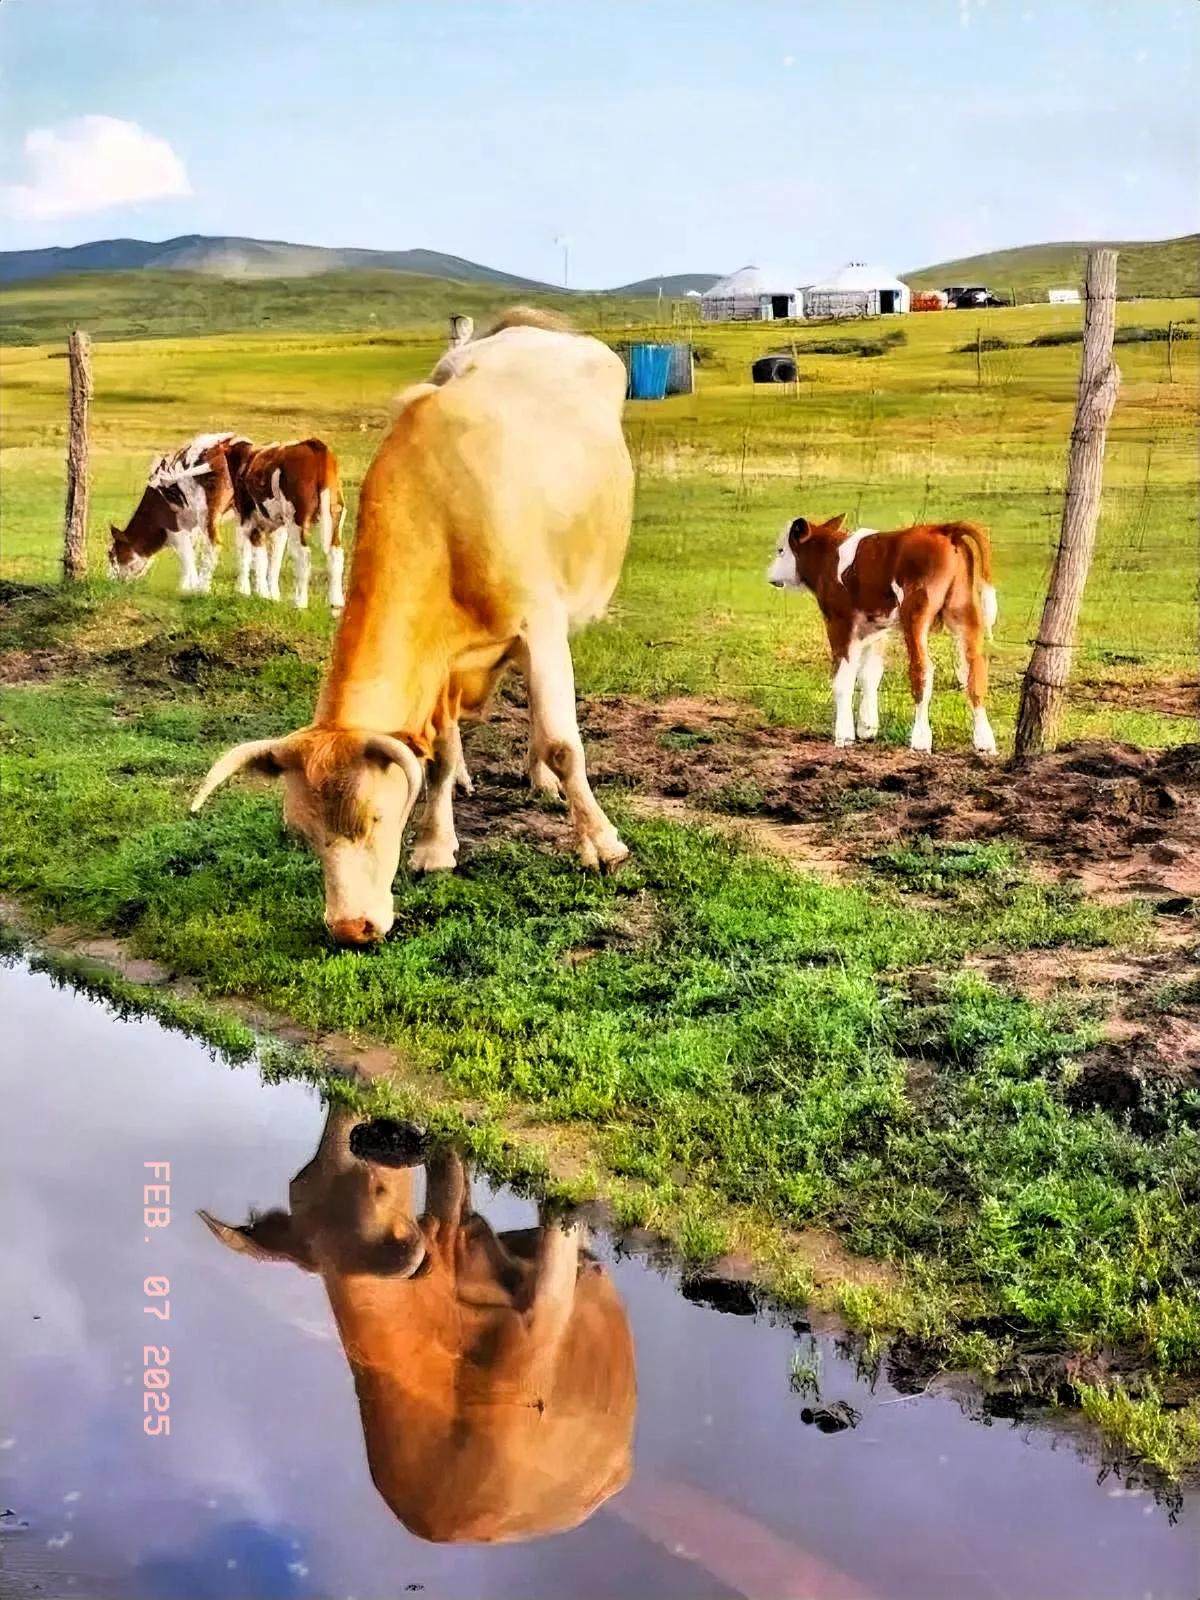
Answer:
460;694;1200;907
1085;676;1200;721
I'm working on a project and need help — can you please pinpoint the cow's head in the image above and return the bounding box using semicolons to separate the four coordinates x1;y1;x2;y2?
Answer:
766;512;848;588
107;523;152;581
191;729;425;945
108;474;194;581
199;1106;430;1279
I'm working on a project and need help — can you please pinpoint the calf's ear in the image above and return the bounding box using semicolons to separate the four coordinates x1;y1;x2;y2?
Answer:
190;736;299;812
827;511;850;530
788;517;812;548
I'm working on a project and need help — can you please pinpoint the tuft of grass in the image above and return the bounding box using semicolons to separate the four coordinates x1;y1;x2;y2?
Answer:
1077;1379;1200;1480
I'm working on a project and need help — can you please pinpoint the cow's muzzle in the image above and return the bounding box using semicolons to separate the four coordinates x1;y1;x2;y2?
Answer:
327;915;388;948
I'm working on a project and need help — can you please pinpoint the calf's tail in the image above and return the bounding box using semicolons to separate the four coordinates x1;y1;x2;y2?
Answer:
946;522;998;636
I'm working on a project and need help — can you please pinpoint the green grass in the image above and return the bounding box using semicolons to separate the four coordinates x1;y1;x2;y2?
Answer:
2;593;1197;1409
907;233;1200;302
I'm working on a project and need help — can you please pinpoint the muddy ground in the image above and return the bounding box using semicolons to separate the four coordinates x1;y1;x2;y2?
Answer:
458;692;1200;1109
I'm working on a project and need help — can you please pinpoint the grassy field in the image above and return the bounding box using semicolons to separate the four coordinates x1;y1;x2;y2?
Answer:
907;232;1200;302
2;295;1196;747
2;294;1199;1473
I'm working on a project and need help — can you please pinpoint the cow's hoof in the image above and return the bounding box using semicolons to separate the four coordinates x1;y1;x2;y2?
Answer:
581;834;628;874
973;739;998;758
909;736;933;754
453;765;475;797
410;842;458;874
856;726;879;741
834;737;855;749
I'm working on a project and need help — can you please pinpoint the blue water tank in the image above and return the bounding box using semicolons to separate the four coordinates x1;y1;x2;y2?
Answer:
627;343;672;400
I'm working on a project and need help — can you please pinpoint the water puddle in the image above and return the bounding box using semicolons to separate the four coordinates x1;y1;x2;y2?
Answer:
1;961;1196;1599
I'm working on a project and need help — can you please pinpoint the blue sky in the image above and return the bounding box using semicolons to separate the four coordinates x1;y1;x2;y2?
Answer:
0;0;1195;285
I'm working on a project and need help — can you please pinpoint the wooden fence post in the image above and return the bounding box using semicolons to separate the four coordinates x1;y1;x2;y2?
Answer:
1167;319;1177;383
1013;250;1120;760
975;325;983;388
63;329;93;582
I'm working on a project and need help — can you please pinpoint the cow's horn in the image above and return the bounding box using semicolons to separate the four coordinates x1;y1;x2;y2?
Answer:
362;734;425;795
190;737;295;812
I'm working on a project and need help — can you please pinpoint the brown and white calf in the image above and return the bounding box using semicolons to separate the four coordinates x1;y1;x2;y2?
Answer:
226;437;346;610
109;433;246;593
767;514;998;754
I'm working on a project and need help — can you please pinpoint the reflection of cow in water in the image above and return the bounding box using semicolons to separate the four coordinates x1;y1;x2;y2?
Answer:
199;1107;636;1543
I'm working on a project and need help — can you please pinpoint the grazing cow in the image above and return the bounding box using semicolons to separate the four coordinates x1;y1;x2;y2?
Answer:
191;309;633;945
226;437;346;610
108;432;246;593
199;1108;636;1543
767;514;998;754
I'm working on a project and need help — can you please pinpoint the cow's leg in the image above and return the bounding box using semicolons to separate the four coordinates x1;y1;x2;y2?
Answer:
826;618;860;748
252;533;271;599
167;527;200;594
410;722;462;874
262;526;286;602
235;526;254;597
289;522;312;610
517;614;627;871
901;591;936;753
318;487;345;611
195;531;220;595
856;633;887;741
236;527;253;597
950;614;997;755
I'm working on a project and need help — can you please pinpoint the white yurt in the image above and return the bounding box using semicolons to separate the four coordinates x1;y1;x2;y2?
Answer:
804;262;911;319
700;266;804;323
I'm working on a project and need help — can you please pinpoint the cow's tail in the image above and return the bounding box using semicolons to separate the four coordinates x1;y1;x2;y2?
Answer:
946;522;997;636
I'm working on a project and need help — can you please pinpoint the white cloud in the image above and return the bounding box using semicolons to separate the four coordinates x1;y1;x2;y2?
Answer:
1;116;190;221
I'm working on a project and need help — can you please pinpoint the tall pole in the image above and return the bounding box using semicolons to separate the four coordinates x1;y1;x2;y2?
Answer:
1013;250;1120;760
63;329;93;582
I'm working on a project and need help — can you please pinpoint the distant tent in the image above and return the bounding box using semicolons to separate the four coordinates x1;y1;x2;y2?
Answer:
804;262;911;319
700;265;803;323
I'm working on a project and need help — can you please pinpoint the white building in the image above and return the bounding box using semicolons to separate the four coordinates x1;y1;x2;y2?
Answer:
804;262;911;319
700;265;804;323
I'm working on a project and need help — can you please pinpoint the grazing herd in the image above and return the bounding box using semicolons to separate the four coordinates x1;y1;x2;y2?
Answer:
109;432;346;609
107;307;1000;942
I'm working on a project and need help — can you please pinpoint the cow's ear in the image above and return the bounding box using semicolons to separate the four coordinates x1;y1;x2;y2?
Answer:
826;512;849;531
198;1209;316;1271
788;517;812;548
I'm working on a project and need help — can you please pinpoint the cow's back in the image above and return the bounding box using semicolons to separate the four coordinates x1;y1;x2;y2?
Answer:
369;327;633;633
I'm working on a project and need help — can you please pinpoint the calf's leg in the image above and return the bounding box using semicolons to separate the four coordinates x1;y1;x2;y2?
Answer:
826;619;861;748
235;526;254;597
901;592;936;752
950;614;997;754
516;612;627;871
289;522;312;610
856;635;887;740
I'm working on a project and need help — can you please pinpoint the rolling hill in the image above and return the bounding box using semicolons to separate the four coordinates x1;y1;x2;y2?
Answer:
0;269;659;346
612;273;719;296
0;234;554;289
906;234;1199;301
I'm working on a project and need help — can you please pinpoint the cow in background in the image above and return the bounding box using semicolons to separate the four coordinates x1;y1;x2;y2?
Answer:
768;515;998;755
226;437;346;610
199;1107;636;1543
109;432;246;593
